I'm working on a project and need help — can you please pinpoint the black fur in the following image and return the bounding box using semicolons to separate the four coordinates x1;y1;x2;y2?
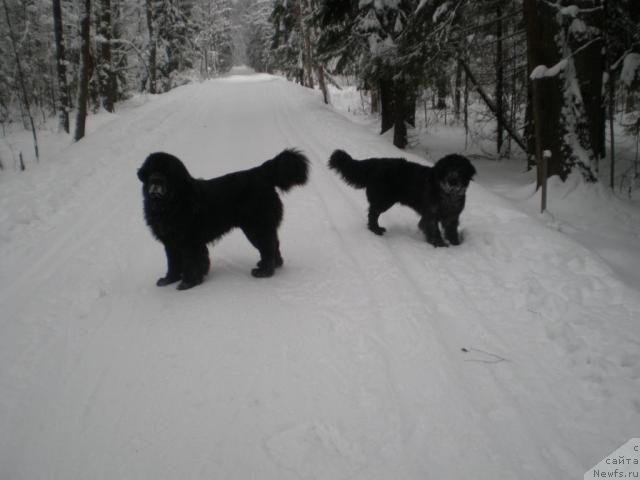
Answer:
138;149;309;289
328;149;476;247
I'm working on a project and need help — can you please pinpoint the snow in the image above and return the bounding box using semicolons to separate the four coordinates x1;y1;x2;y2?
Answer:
1;68;640;479
621;53;640;88
560;5;580;17
530;59;568;79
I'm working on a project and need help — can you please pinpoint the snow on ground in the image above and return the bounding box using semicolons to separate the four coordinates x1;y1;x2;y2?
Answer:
1;69;639;479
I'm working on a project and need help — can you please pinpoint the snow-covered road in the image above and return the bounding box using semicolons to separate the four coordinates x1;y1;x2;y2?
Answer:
1;70;639;479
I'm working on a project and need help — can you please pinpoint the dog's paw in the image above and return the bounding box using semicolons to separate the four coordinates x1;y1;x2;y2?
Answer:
176;279;201;290
251;267;275;278
428;238;448;248
257;257;283;269
368;225;386;236
157;276;180;287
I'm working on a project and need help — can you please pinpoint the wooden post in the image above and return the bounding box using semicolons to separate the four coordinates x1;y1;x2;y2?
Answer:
532;78;549;212
532;79;544;188
541;150;550;213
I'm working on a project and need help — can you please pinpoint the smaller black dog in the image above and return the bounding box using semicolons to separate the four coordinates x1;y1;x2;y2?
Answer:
138;149;309;290
328;150;476;247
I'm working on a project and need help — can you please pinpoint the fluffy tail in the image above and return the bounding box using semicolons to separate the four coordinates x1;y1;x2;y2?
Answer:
328;150;369;189
261;149;309;191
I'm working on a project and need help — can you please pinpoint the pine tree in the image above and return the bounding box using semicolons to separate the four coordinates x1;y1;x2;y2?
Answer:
525;0;604;183
97;0;116;112
52;0;70;132
244;0;274;73
271;0;305;83
316;0;418;148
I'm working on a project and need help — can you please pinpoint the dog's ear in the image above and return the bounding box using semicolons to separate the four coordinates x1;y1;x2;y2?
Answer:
465;161;477;181
137;165;148;183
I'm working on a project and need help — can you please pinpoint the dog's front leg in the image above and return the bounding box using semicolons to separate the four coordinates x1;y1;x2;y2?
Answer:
157;243;182;286
442;216;461;245
419;215;447;247
177;243;208;290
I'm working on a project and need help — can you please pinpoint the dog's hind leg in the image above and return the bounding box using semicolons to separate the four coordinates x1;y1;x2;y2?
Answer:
243;227;278;278
367;207;387;235
255;235;283;269
366;187;394;236
274;235;283;267
367;199;395;236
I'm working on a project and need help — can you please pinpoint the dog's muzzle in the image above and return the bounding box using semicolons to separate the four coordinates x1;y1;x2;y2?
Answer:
440;181;465;195
148;184;166;198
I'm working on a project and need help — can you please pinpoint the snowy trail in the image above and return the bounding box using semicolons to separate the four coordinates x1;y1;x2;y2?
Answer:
1;72;639;479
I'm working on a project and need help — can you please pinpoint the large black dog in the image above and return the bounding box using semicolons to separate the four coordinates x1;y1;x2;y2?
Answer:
138;149;309;289
328;150;476;247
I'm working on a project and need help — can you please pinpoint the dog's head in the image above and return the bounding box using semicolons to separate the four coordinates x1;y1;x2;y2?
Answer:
137;152;192;204
432;154;476;196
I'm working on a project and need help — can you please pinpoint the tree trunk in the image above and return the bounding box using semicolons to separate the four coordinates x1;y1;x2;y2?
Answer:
454;60;462;120
3;0;39;159
379;78;394;134
74;0;92;142
524;0;601;183
461;60;527;152
495;0;505;156
436;73;447;109
145;0;156;94
393;78;408;149
99;0;116;112
298;0;314;88
405;88;416;128
315;64;329;104
52;0;70;133
571;2;605;160
370;88;379;114
524;0;564;182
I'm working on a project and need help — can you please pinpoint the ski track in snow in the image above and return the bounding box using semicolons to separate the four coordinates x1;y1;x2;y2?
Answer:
1;72;639;479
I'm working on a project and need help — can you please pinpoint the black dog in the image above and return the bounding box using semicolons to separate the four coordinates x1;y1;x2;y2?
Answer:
328;150;475;247
138;149;309;289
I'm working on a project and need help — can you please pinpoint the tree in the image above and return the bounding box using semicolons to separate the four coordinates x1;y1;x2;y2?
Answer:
525;0;603;183
244;0;274;73
316;0;418;147
97;0;116;112
75;0;92;142
271;0;306;83
145;0;157;93
2;0;39;158
190;0;235;77
52;0;70;132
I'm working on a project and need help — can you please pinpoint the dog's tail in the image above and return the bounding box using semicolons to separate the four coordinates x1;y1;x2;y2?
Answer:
261;149;310;191
328;150;369;189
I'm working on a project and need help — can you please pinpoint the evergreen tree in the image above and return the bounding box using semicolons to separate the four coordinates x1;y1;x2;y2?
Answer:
271;0;305;82
525;0;604;183
244;0;274;73
316;0;418;147
53;0;70;132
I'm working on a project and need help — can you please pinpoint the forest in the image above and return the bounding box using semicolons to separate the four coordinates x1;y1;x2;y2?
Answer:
1;0;639;190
